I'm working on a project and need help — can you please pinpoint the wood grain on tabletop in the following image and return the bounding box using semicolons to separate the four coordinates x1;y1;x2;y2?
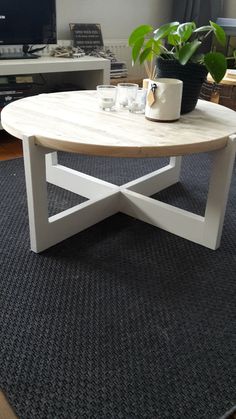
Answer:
1;90;236;158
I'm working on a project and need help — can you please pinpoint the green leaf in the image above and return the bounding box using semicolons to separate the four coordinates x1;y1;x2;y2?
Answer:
168;32;181;46
178;40;202;65
191;53;204;64
210;21;226;46
139;47;153;64
128;25;153;46
173;49;179;60
131;37;144;64
177;22;196;42
153;21;179;41
204;52;227;83
147;39;161;56
194;25;212;33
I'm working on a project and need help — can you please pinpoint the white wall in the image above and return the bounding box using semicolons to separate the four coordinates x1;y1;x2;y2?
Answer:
223;0;236;17
56;0;172;40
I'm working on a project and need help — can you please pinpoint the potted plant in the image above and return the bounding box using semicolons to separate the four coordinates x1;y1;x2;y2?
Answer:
128;21;232;113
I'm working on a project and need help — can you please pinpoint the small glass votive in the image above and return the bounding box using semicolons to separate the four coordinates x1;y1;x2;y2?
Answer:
96;85;117;111
117;83;139;108
128;88;147;113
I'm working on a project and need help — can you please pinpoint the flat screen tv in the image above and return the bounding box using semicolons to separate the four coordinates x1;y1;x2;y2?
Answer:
0;0;57;59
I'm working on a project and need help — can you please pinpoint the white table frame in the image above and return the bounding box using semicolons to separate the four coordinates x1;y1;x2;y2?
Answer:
23;134;236;253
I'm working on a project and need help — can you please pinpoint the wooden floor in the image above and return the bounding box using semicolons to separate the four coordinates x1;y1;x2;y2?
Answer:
0;391;18;419
0;131;23;161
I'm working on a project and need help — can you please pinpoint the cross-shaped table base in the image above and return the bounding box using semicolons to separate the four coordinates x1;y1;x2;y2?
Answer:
23;135;236;252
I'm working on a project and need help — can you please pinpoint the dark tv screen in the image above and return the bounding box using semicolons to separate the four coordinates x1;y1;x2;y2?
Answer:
0;0;57;45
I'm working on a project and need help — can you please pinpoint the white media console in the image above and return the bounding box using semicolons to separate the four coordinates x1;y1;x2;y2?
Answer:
0;55;110;86
0;55;110;128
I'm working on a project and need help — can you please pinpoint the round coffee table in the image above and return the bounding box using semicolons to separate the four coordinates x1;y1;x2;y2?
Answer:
1;91;236;252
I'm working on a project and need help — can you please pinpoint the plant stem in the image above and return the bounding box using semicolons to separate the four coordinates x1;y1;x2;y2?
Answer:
202;30;213;41
144;61;151;78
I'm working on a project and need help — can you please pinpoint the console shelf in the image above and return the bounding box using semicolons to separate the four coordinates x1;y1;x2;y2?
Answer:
0;55;110;129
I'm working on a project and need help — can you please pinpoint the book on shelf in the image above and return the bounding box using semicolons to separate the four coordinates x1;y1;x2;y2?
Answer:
110;72;128;78
111;75;128;79
110;61;127;69
110;69;128;74
110;61;128;78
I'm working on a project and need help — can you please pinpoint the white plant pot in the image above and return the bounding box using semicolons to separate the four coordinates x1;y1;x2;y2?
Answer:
145;78;183;122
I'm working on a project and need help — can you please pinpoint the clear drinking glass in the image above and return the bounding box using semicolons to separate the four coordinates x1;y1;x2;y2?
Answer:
96;85;117;111
117;83;139;107
128;88;147;113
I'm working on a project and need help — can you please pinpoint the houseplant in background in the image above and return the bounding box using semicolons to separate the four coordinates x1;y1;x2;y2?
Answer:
128;21;230;113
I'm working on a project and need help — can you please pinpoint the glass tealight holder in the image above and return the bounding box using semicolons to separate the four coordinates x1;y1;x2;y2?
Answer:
117;83;139;108
128;88;147;114
96;85;117;111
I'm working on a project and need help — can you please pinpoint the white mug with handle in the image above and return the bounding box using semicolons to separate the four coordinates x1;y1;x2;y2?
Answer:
145;78;183;122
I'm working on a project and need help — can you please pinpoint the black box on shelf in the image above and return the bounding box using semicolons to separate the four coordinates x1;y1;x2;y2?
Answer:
0;75;34;108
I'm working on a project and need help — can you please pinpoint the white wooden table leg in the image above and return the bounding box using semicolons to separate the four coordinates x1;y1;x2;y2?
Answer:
22;136;52;252
45;163;118;199
203;135;236;249
122;156;182;196
23;136;120;253
169;156;182;182
46;151;58;167
120;139;236;250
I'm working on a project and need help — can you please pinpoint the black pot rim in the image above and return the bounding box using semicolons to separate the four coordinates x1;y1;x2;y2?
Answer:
156;57;207;72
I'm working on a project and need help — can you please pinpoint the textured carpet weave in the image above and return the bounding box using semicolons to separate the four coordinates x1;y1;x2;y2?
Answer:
0;152;235;419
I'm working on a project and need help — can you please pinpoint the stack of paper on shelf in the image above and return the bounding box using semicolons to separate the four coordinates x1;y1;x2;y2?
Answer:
110;61;128;78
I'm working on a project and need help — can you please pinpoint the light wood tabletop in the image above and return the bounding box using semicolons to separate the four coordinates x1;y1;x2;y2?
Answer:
1;90;235;252
1;91;236;158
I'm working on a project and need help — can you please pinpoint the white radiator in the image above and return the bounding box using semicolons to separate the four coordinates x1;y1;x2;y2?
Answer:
104;39;146;79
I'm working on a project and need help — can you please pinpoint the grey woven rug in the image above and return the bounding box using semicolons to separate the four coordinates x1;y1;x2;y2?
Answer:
0;152;235;419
